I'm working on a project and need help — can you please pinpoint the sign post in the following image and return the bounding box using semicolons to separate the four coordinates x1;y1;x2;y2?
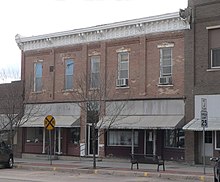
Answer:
201;98;208;175
44;115;56;165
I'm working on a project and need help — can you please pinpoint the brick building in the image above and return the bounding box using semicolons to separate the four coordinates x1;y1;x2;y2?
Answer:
183;0;220;164
0;81;23;157
16;12;189;160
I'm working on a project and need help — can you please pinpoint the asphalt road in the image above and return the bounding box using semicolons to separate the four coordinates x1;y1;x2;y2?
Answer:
0;168;203;182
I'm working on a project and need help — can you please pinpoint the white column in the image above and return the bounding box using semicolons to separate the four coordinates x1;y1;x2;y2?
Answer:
153;130;156;155
42;128;46;154
58;128;61;154
54;128;57;155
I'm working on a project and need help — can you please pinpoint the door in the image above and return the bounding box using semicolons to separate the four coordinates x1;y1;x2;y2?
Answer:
44;128;62;155
54;128;62;155
198;131;213;163
87;125;98;156
145;130;154;155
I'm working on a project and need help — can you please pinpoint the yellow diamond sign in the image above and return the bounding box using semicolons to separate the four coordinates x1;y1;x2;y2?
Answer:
44;115;56;130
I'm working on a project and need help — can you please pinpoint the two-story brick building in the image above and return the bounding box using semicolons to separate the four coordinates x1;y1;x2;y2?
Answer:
16;12;189;160
183;0;220;164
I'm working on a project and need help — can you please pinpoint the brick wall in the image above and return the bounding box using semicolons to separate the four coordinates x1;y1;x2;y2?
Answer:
23;32;185;103
185;0;220;163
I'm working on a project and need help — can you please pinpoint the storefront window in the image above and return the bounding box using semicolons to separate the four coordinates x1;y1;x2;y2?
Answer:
70;128;80;144
165;129;184;148
205;131;212;143
107;130;138;146
215;131;220;149
26;128;43;143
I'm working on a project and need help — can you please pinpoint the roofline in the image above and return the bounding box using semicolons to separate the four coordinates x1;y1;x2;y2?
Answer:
16;12;179;43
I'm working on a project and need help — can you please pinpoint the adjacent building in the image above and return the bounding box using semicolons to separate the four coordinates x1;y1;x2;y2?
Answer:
183;0;220;164
16;12;189;160
0;81;23;157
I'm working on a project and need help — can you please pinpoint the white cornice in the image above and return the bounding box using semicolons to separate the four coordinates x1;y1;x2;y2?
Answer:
15;12;190;51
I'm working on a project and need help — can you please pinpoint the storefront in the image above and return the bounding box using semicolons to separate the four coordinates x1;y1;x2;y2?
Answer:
21;103;81;156
184;95;220;163
98;100;185;160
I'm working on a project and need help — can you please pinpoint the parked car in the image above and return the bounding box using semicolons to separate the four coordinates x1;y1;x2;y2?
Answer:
0;142;13;168
210;157;220;182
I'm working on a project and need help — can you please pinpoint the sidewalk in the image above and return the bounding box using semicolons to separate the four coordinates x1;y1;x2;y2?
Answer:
14;157;214;181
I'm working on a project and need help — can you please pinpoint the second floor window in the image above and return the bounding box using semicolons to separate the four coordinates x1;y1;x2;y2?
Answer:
209;28;220;68
211;48;220;68
116;52;129;87
65;59;74;90
90;56;100;89
159;48;172;85
34;62;42;92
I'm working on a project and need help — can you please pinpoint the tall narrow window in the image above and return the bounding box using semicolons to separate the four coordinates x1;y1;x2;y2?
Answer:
34;62;42;92
159;48;172;85
90;56;100;88
65;59;74;90
116;52;129;87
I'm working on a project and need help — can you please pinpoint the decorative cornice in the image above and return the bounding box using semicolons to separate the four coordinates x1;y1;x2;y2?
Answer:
15;12;190;52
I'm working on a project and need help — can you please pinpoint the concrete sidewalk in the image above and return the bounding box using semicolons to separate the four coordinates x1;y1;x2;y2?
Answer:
14;157;214;181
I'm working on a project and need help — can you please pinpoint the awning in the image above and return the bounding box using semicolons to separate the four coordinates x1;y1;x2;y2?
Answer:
97;115;184;129
21;116;80;128
183;118;220;131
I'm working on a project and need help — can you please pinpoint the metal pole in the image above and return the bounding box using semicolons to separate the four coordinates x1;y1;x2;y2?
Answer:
203;126;205;174
49;130;52;165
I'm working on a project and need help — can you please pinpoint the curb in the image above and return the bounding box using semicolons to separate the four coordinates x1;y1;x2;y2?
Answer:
15;164;213;182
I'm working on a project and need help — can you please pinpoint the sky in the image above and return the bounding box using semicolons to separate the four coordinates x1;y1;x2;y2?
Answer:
0;0;187;83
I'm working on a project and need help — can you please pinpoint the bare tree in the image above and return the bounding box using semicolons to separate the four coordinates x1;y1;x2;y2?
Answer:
72;71;130;169
0;68;20;83
0;70;46;153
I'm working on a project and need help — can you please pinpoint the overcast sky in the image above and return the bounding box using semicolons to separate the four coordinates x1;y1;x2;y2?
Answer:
0;0;187;82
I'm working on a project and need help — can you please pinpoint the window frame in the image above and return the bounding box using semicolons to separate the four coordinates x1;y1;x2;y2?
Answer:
164;129;185;149
160;47;172;77
107;130;138;147
90;56;100;89
69;127;80;144
117;52;129;80
215;131;220;150
26;128;43;143
65;58;74;90
211;48;220;68
34;62;43;92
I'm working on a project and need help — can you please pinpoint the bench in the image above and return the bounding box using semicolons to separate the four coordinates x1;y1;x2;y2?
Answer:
130;154;165;172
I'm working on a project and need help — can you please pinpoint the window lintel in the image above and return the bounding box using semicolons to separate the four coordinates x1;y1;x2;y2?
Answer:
157;42;174;48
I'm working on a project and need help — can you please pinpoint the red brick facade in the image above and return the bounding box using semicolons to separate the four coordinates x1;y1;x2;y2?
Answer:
17;12;187;160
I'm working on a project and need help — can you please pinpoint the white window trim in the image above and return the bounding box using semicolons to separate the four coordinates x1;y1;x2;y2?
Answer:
65;58;74;90
159;48;173;77
116;52;129;88
211;49;220;69
157;42;174;48
90;56;100;89
117;52;129;79
206;25;220;30
34;61;43;92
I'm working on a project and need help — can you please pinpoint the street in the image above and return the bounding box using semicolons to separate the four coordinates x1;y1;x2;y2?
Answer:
0;168;203;182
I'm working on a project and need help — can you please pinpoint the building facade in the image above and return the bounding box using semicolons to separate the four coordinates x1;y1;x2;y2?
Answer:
16;12;189;160
0;81;23;157
183;0;220;164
